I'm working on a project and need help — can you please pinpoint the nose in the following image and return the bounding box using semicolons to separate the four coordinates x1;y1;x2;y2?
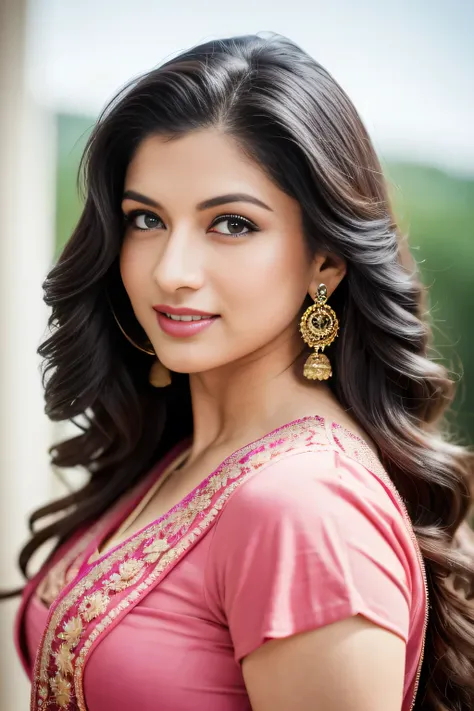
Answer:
152;225;204;294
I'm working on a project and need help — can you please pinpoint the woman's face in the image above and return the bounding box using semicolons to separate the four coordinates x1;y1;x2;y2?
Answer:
120;128;314;375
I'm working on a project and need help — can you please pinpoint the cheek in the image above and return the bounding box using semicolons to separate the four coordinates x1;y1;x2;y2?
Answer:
219;236;310;331
118;241;156;333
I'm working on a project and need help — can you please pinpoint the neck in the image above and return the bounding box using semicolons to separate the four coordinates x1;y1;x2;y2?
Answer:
184;330;337;464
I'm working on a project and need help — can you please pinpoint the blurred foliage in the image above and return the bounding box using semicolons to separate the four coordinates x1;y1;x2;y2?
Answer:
55;113;474;443
384;163;474;442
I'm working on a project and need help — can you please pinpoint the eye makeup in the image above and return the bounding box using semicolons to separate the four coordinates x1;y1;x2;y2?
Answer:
123;210;261;237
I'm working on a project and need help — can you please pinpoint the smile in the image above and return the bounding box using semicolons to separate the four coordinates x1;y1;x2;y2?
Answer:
164;313;210;322
155;311;219;338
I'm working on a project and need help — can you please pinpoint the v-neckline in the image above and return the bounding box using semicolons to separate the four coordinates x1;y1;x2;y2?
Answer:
87;444;192;566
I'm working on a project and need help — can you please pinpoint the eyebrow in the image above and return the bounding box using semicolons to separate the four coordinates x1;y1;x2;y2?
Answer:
122;190;273;212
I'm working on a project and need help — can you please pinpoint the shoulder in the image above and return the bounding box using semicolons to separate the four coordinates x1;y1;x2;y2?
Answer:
216;444;406;536
207;440;418;593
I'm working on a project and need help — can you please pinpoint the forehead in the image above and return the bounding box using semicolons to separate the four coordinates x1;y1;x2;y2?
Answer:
124;129;282;204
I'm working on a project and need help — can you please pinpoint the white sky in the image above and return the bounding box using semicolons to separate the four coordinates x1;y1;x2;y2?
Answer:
26;0;474;176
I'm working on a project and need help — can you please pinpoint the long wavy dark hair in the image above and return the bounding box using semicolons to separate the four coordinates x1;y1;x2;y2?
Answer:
5;32;474;710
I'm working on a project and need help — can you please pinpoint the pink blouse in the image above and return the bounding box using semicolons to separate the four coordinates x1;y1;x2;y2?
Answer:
15;416;428;711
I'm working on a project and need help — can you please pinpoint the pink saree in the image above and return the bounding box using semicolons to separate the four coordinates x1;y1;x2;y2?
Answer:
15;415;428;711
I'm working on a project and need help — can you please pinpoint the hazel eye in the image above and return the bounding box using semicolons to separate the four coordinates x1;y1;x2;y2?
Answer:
136;214;160;230
125;211;164;231
209;214;258;237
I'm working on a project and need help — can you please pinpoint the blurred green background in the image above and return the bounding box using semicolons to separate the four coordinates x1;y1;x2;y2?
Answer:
56;114;474;443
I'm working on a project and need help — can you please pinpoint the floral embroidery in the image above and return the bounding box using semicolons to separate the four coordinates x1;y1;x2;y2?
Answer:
104;559;146;593
142;537;169;563
30;416;428;711
58;616;83;649
36;513;121;607
53;644;75;676
78;591;109;622
50;674;71;708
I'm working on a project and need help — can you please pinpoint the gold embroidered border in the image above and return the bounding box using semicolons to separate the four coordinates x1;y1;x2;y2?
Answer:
34;466;162;610
36;521;106;608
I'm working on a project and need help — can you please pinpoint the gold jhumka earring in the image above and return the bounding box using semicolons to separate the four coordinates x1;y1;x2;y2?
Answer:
299;283;339;381
110;308;171;388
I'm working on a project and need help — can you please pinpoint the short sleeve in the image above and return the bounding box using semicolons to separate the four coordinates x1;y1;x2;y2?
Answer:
204;448;414;663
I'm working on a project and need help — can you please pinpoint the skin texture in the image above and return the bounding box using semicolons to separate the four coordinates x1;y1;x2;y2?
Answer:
119;128;406;710
241;616;405;711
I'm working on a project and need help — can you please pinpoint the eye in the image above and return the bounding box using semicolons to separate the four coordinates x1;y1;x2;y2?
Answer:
124;210;164;231
209;214;259;237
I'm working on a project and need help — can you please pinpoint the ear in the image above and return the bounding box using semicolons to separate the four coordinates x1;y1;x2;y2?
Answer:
307;251;346;300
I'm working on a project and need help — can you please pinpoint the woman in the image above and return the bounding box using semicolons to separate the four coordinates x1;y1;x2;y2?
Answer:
6;32;474;711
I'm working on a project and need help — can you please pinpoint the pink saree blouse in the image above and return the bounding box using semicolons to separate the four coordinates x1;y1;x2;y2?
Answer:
15;416;428;711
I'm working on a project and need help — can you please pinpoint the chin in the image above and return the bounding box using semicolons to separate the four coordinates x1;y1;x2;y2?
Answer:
158;357;213;375
160;354;235;376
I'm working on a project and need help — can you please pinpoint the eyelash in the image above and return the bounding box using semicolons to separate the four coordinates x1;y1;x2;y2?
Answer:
123;210;259;237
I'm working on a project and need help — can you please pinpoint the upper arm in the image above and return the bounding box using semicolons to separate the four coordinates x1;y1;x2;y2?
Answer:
242;614;406;711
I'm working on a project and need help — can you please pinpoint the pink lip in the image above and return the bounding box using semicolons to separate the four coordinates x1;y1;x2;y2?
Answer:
155;311;219;338
153;304;217;317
